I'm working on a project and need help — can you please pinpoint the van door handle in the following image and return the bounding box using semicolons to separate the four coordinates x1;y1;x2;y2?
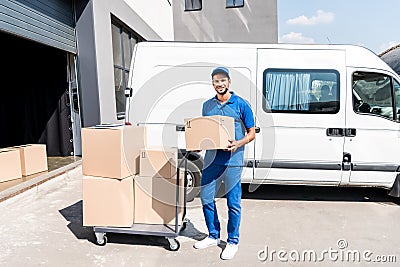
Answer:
326;128;344;137
125;87;133;97
176;125;185;132
255;127;261;133
345;128;356;137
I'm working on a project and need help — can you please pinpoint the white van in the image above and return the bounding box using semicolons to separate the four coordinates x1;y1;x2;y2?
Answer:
125;41;400;200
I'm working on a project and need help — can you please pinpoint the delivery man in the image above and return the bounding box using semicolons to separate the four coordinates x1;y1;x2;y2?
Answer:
193;66;255;260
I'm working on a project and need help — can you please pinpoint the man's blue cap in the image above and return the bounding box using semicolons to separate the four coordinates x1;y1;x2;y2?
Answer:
211;66;230;78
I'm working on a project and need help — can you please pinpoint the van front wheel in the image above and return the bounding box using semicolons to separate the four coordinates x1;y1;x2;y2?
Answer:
179;160;201;202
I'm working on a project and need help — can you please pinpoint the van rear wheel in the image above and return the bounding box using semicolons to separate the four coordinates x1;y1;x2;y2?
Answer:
179;160;201;202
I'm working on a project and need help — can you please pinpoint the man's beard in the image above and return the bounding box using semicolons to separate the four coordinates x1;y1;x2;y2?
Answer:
216;88;229;96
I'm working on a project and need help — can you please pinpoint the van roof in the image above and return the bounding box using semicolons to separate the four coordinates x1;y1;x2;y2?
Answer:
139;40;366;51
137;41;398;77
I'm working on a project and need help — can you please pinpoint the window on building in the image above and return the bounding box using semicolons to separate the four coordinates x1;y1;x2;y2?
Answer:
263;69;340;113
111;21;143;120
226;0;244;8
185;0;202;11
352;71;399;121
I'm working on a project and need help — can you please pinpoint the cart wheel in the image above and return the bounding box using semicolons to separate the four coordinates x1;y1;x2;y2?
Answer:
167;238;180;251
95;232;107;246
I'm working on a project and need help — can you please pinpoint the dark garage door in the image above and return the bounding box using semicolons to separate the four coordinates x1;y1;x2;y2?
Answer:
0;31;73;156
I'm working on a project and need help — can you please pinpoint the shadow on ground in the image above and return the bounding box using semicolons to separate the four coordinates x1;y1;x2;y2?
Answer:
193;182;400;205
241;184;400;205
58;201;207;250
58;201;94;243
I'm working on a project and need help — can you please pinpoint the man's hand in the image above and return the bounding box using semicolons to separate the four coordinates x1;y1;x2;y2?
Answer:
225;139;239;152
224;128;255;153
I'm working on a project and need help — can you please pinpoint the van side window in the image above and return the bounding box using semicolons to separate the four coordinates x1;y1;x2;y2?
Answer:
263;69;339;114
352;72;398;121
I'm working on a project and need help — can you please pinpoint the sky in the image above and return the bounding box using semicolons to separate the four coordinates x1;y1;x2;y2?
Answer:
277;0;399;54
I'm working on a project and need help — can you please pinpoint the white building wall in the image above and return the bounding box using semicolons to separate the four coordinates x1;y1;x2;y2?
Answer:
172;0;277;43
76;0;174;127
124;0;174;40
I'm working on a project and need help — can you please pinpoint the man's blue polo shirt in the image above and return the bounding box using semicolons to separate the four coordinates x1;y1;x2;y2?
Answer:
202;91;255;167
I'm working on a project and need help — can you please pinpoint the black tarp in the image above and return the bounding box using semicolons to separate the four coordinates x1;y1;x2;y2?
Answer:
380;45;400;76
0;31;73;156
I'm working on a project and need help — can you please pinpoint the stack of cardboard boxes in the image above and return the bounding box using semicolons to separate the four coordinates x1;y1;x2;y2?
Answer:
82;125;184;227
82;125;145;227
135;147;184;225
82;115;234;228
0;144;48;183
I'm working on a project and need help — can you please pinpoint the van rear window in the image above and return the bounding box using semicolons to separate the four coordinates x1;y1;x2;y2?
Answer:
263;69;340;114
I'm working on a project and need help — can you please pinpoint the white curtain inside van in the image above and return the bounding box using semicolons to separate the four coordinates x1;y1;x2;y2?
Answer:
265;72;311;111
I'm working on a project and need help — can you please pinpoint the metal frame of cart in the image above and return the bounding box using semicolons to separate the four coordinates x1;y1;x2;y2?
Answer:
93;154;189;251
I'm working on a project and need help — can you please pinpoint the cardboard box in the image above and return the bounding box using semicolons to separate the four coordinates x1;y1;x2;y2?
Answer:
82;176;134;227
139;147;178;178
184;115;235;151
134;170;185;225
0;149;22;182
12;144;48;176
82;125;146;179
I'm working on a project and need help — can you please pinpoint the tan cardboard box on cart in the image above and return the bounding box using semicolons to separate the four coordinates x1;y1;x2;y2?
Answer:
12;144;48;176
81;125;146;179
134;169;185;225
184;115;235;151
82;175;135;227
139;147;178;178
0;149;22;182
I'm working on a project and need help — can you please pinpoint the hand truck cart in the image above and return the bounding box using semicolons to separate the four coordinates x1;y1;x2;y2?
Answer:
93;153;189;251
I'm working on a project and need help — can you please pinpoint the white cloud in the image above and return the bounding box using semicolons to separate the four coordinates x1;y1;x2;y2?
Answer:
286;10;335;26
378;41;400;53
280;32;315;44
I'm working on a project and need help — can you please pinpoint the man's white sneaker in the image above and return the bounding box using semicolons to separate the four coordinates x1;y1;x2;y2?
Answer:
220;243;239;260
193;237;220;249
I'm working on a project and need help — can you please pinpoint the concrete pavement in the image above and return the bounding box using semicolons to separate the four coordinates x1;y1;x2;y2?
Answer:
1;166;400;266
